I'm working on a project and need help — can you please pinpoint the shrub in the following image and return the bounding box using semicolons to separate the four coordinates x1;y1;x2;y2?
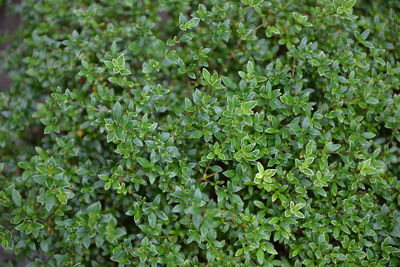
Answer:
1;0;400;266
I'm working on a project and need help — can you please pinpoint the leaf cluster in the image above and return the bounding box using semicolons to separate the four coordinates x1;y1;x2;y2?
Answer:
1;0;400;266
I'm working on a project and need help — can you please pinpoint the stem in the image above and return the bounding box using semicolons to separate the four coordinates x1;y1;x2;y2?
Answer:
197;172;216;181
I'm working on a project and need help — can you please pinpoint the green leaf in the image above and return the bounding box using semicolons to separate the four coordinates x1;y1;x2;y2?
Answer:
103;60;114;70
265;242;278;255
137;157;150;168
125;0;134;6
202;68;211;83
240;101;257;115
192;130;203;139
313;186;327;197
362;167;377;176
82;236;91;248
193;208;202;228
362;132;376;139
293;210;305;218
300;167;314;176
305;140;314;157
366;97;379;104
33;175;46;185
223;170;235;178
257;248;264;264
264;169;277;178
343;0;356;9
87;201;101;213
120;68;131;76
200;224;208;237
325;142;341;152
18;162;30;169
266;26;280;37
235;248;243;256
179;13;187;25
246;61;254;73
12;189;22;207
112;101;123;120
142;61;153;74
116;53;125;68
293;12;310;25
359;159;371;169
254;176;262;184
257;162;264;173
186;18;200;28
45;195;56;212
148;212;157;228
253;200;265;209
360;29;370;40
185;98;193;110
25;68;36;77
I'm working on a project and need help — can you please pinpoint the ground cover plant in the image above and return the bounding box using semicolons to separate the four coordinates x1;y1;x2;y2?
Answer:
1;0;400;266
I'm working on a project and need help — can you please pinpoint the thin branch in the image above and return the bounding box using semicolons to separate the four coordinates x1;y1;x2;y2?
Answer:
69;100;110;113
197;172;216;181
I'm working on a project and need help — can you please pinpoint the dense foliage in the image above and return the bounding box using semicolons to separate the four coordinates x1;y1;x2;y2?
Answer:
1;0;400;266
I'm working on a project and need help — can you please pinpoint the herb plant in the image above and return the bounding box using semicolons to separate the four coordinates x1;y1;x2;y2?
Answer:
1;0;400;266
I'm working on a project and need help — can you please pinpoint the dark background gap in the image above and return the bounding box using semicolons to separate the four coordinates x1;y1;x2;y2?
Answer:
0;1;29;266
0;0;20;89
